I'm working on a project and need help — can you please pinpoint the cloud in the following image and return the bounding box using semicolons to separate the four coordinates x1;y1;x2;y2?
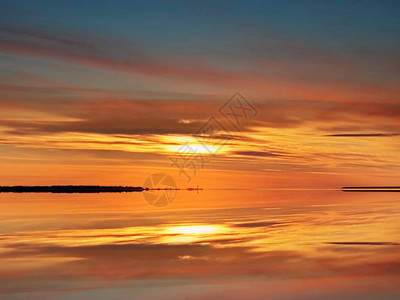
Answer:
0;28;400;177
232;221;280;228
1;26;399;104
232;151;285;157
0;28;241;89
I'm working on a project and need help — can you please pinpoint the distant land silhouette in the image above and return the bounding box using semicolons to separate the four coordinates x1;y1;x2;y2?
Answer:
0;185;145;193
1;185;398;193
0;185;202;193
342;187;400;192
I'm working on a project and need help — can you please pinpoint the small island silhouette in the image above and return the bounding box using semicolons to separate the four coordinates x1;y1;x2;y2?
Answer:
0;185;202;193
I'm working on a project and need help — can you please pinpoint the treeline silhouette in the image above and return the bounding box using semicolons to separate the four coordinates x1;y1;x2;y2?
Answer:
0;185;145;193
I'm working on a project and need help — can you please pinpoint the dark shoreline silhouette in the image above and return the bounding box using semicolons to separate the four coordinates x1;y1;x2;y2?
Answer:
0;185;145;193
1;185;398;193
0;185;203;193
342;187;400;192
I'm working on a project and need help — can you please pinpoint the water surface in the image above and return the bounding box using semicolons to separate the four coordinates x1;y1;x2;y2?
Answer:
0;190;399;299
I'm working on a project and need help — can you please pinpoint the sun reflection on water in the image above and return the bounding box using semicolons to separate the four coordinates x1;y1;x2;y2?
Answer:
161;224;231;244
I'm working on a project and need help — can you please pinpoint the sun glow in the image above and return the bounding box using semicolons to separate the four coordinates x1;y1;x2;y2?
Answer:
160;135;229;154
166;225;219;235
161;224;230;244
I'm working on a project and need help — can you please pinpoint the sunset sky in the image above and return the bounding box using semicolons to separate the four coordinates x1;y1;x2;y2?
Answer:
0;0;399;188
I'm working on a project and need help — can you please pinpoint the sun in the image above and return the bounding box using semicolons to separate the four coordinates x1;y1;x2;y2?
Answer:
165;225;219;235
160;135;227;155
